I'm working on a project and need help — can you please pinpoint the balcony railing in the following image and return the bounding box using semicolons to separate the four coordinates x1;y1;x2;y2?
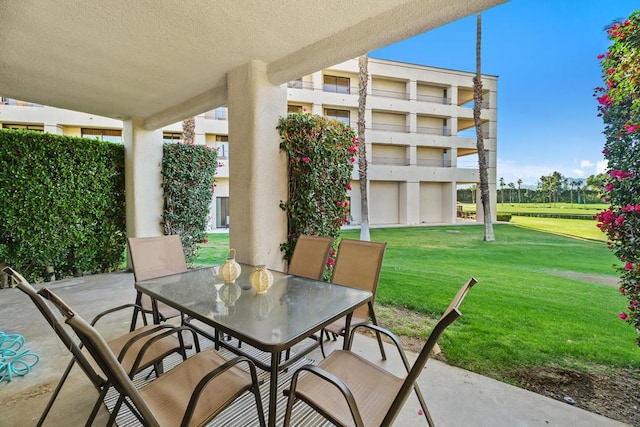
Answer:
322;85;357;94
416;94;451;105
0;97;43;107
370;123;409;133
287;80;314;90
416;126;451;136
371;88;409;100
417;159;452;167
371;156;409;166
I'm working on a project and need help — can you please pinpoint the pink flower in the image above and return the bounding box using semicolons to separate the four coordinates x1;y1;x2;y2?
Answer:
326;258;335;266
615;215;624;227
622;204;634;212
350;157;356;163
343;200;349;207
302;157;310;163
337;201;343;207
597;94;612;107
347;146;357;153
346;182;352;190
597;53;605;60
624;124;640;133
607;79;615;88
629;300;639;310
352;137;359;143
620;287;626;295
602;149;610;156
329;249;336;256
608;68;615;75
605;182;614;192
619;312;628;320
624;262;633;271
418;409;424;416
302;107;308;113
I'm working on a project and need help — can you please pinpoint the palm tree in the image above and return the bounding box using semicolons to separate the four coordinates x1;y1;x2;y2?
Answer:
508;182;515;203
473;13;494;241
499;177;505;204
517;178;522;204
357;54;370;241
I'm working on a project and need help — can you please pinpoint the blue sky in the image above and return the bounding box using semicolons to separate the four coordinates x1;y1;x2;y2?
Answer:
371;0;638;186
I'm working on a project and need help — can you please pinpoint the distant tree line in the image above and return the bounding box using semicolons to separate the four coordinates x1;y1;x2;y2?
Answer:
458;171;608;204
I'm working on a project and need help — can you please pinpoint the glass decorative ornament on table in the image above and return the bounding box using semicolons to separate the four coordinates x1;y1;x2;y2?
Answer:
218;282;241;315
219;249;241;283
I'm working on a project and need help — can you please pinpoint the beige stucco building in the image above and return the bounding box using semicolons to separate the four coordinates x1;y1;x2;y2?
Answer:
0;57;497;230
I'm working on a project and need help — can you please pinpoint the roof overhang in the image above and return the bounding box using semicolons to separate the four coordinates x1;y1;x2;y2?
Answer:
0;0;506;130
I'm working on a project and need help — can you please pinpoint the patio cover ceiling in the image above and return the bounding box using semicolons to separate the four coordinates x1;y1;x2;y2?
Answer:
0;0;506;130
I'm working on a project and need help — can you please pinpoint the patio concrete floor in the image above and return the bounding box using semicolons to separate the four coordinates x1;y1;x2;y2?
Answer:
0;271;629;426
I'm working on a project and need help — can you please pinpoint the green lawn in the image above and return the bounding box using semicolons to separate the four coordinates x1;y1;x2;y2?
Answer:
460;202;608;215
510;216;607;241
195;225;639;382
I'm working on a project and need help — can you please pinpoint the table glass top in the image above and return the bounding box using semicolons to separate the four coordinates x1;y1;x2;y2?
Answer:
135;265;371;349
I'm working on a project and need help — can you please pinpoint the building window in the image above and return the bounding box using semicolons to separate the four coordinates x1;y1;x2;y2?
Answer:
163;132;182;143
323;75;350;94
288;105;303;114
2;123;44;132
81;128;122;143
214;107;228;120
215;135;229;159
325;108;350;126
216;197;230;228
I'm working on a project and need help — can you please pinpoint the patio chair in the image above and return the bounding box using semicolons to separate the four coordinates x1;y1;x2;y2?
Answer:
128;235;188;330
323;239;388;359
39;286;266;427
283;277;478;427
3;267;191;426
288;234;334;279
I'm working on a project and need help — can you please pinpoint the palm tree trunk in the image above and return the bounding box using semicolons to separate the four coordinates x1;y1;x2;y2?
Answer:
473;13;495;241
182;117;195;145
357;54;370;241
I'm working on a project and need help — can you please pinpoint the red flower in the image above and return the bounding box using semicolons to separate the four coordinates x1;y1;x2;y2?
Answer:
350;157;356;163
605;182;614;192
608;68;615;75
624;262;633;271
615;215;625;227
302;157;310;163
619;312;628;320
327;258;335;266
346;182;352;190
347;146;357;153
597;53;605;60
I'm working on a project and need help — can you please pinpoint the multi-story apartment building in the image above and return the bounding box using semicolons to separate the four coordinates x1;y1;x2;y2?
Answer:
0;57;497;230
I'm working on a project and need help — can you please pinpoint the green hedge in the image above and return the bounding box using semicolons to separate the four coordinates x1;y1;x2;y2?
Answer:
496;213;512;222
0;129;126;280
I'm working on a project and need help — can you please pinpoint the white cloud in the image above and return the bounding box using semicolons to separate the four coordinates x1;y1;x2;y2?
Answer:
572;169;586;177
596;159;608;174
580;160;594;168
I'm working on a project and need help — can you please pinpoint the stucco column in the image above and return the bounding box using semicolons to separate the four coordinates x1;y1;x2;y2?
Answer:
399;182;420;225
408;79;417;101
123;118;164;238
227;60;287;270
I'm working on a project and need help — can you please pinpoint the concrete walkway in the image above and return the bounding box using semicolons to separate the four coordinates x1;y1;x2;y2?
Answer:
0;272;629;426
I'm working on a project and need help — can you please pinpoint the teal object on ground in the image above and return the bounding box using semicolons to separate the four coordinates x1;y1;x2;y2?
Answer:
0;331;40;382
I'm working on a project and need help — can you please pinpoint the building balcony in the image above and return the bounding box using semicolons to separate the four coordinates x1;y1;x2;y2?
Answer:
416;93;451;105
371;88;409;100
417;159;452;167
417;126;451;136
370;123;409;133
371;156;409;166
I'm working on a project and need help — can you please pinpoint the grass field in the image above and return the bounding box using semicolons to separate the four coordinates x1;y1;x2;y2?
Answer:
196;223;639;382
459;202;608;215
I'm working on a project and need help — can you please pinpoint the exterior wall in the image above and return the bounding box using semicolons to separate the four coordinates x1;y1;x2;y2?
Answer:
0;57;498;229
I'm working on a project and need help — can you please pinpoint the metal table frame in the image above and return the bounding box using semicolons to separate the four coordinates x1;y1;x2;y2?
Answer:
135;265;371;427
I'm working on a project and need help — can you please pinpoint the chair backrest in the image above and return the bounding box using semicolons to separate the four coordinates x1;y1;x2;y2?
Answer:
3;267;106;387
38;287;159;426
382;277;477;426
331;239;387;320
287;235;334;280
127;235;188;282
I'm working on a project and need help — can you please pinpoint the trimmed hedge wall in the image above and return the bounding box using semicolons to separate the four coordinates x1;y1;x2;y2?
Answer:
0;129;126;280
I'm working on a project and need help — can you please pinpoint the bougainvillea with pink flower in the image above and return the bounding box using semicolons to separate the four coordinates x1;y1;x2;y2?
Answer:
594;10;640;343
277;110;357;278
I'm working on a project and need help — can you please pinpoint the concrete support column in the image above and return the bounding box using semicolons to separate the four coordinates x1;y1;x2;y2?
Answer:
449;84;458;106
443;182;456;223
312;71;323;92
312;103;323;115
44;123;61;134
408;145;417;166
408;112;417;133
123;118;164;238
449;117;458;136
227;60;287;270
449;147;458;167
399;181;420;225
408;79;417;101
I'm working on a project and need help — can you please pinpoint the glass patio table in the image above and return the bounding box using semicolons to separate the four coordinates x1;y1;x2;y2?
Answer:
135;264;372;427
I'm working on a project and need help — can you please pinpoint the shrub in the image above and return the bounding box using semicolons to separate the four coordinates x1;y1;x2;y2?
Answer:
277;110;358;274
496;213;512;222
0;129;125;280
594;11;640;344
161;142;218;263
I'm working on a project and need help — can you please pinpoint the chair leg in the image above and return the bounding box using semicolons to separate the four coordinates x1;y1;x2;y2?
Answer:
369;308;387;360
36;357;76;427
86;385;110;426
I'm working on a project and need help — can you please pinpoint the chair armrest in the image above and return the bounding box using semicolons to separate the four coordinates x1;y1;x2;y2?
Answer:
181;356;262;427
285;364;365;427
117;325;196;374
347;323;413;374
91;303;143;326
